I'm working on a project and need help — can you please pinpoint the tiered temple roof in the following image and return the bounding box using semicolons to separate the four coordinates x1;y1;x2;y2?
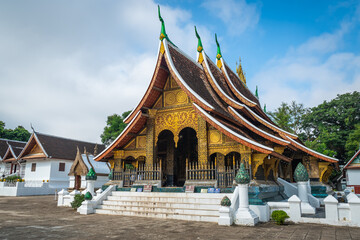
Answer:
0;139;27;162
95;8;338;165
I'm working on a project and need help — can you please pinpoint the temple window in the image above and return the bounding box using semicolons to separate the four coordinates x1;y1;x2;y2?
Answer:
31;163;36;172
59;162;65;172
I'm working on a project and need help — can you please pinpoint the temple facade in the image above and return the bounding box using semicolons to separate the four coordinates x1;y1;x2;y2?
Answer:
95;10;338;189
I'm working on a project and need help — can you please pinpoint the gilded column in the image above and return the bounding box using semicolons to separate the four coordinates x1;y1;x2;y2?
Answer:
146;109;157;165
197;116;208;165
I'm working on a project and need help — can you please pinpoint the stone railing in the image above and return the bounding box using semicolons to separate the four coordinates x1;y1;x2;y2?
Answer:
266;193;360;227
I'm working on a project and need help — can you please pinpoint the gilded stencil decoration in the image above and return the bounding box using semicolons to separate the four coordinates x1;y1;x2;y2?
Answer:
164;89;189;107
209;130;221;144
155;107;198;146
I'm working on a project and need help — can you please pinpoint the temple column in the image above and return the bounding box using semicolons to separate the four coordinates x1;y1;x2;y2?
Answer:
240;151;251;169
197;116;208;165
146;109;157;165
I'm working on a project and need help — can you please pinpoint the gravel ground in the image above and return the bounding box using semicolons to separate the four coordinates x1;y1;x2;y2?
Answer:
0;195;359;240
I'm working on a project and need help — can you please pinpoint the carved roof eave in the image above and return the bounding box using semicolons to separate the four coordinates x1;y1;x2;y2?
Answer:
17;132;48;160
2;146;17;162
344;149;360;169
95;111;146;161
228;106;290;146
286;136;338;163
220;59;278;124
220;58;257;107
124;42;168;124
201;52;244;110
163;40;215;112
243;105;298;140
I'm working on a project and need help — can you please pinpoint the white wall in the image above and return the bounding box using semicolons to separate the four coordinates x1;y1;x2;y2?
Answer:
347;169;360;186
24;158;73;190
49;159;73;189
25;159;51;182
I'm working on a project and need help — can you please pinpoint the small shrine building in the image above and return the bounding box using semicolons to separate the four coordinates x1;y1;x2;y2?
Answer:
95;9;338;189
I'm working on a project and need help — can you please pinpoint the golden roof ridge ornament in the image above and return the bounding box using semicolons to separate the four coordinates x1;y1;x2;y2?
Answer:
236;57;247;85
215;33;222;69
195;26;204;63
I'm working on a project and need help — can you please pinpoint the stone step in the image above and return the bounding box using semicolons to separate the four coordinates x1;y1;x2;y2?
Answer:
97;204;219;216
107;195;224;204
111;191;230;199
94;208;218;223
102;200;220;210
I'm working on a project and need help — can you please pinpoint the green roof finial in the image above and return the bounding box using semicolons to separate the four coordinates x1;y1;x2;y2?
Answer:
215;33;222;60
86;168;97;181
255;86;259;98
158;5;168;41
195;26;203;52
264;104;267;113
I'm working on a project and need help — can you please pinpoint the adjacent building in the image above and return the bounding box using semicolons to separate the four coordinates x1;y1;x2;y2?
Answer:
344;149;360;194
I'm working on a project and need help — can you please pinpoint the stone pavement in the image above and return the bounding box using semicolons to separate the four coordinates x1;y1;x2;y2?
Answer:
0;195;359;240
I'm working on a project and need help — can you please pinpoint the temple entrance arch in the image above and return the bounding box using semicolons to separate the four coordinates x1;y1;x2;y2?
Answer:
156;130;175;186
156;127;198;186
176;127;198;186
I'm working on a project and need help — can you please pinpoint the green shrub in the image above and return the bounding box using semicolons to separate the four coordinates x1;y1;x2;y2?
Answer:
271;210;289;225
71;194;85;210
5;175;22;181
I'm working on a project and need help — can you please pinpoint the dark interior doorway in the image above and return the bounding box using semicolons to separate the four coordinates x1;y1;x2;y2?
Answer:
156;128;198;187
176;127;198;186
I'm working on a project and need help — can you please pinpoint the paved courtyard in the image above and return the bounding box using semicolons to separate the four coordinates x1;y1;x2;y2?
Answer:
0;195;359;240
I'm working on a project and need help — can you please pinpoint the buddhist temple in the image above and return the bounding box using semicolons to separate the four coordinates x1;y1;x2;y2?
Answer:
95;7;338;195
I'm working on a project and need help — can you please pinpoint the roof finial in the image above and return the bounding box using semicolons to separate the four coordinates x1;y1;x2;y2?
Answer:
236;57;247;85
158;5;167;41
215;33;222;60
94;144;98;156
215;34;223;68
195;26;203;52
30;123;35;132
255;86;259;98
264;104;267;113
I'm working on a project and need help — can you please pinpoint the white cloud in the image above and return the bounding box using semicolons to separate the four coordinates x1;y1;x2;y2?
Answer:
251;21;360;110
202;0;260;35
0;0;211;143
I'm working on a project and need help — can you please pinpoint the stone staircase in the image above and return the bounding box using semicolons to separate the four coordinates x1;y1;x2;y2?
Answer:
94;191;231;222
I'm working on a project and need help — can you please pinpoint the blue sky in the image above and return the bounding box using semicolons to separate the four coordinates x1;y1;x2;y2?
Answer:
0;0;359;143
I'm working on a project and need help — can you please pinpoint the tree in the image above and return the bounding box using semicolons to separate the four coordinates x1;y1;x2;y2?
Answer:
0;121;31;142
302;91;360;162
345;123;360;159
101;111;131;145
268;101;307;136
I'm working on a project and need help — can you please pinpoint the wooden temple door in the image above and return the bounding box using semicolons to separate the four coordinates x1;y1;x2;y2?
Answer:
75;175;81;190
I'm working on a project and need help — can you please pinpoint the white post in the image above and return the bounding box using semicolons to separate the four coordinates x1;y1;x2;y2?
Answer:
297;181;309;203
324;195;338;223
288;195;301;222
234;184;259;226
57;189;69;207
86;180;95;196
239;184;249;209
78;200;94;215
218;206;232;226
347;193;360;226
